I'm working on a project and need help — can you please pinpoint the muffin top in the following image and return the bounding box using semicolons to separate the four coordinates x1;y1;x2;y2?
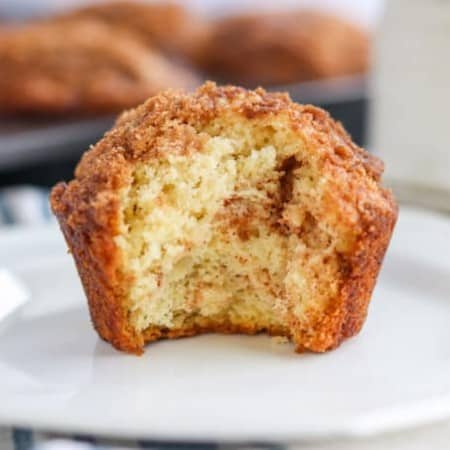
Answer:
194;10;369;86
0;19;198;114
74;81;383;187
58;1;208;58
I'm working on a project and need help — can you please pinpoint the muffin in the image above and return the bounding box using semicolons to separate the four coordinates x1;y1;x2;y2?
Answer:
0;19;197;115
193;10;369;86
51;82;397;354
59;1;207;59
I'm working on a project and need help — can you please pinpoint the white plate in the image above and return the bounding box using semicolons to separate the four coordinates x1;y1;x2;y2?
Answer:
0;206;449;443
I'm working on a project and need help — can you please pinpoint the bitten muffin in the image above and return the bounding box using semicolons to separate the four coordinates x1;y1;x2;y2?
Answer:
193;10;369;86
58;1;207;58
51;82;397;354
0;19;197;115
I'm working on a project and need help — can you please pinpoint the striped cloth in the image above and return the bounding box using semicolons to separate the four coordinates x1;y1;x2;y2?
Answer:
1;426;280;450
1;427;272;450
0;186;53;226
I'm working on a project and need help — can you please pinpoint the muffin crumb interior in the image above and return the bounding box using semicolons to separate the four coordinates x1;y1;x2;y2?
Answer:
116;114;345;337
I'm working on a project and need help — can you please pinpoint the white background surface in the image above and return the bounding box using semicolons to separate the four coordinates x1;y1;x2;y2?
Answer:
0;206;449;446
371;0;450;199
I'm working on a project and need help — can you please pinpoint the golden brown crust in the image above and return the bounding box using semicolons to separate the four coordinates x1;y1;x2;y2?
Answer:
0;19;198;115
193;10;370;86
50;82;397;354
290;189;397;352
51;169;143;353
142;322;288;345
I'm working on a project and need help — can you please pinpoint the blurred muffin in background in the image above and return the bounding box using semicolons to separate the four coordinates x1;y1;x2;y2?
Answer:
58;1;208;60
193;10;370;87
0;19;198;116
